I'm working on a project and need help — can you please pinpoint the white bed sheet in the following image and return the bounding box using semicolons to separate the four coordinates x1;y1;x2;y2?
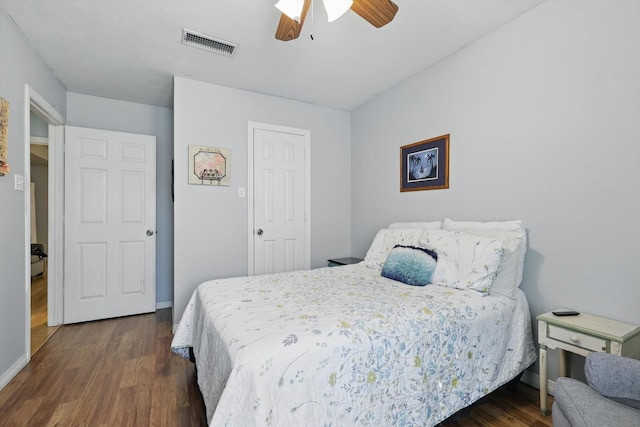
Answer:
172;263;536;427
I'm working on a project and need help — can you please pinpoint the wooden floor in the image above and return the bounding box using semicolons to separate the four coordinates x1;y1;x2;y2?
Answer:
30;272;61;354
1;309;207;427
0;308;552;427
440;384;553;427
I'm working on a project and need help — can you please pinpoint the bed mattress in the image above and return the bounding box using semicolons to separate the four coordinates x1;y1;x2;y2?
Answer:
172;263;536;426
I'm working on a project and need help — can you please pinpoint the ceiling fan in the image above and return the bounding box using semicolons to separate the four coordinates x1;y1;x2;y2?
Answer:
275;0;399;41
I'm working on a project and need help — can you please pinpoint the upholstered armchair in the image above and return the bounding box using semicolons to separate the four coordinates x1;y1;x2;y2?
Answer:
552;352;640;427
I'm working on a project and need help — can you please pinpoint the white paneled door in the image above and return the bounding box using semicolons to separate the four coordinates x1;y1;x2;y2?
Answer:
251;125;309;275
64;126;156;324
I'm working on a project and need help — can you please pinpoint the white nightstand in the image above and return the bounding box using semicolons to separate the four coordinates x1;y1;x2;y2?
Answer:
536;310;640;415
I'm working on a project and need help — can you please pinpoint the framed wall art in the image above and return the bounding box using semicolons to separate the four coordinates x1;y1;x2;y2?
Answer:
188;145;231;186
400;134;449;192
0;97;10;176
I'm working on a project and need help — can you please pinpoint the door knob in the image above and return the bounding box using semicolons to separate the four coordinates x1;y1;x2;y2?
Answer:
146;229;154;236
256;228;263;236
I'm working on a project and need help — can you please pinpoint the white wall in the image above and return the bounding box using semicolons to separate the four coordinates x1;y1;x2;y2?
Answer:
0;12;67;388
31;164;48;247
66;92;174;306
351;0;640;381
173;77;351;323
30;111;48;138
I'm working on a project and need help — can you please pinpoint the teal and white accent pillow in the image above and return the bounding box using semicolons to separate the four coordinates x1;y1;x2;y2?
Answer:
381;245;438;287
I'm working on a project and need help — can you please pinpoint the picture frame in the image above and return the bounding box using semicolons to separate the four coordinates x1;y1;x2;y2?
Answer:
188;145;231;186
400;134;449;192
0;97;10;176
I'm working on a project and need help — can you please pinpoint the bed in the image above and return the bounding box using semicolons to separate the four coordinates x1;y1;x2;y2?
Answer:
171;219;537;426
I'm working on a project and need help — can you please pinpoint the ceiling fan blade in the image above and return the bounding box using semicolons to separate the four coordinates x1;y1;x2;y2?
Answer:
351;0;398;28
275;0;312;41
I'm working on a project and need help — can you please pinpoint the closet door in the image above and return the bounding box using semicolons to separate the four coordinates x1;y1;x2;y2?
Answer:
249;122;310;276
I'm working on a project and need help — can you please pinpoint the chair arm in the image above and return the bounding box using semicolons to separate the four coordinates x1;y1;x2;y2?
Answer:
553;377;640;427
586;352;640;408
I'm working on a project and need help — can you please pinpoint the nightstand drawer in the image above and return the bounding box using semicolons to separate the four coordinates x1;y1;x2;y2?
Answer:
548;325;607;352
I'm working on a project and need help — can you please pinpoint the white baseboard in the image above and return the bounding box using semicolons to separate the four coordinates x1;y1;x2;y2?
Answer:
521;368;556;396
156;301;173;309
0;353;29;392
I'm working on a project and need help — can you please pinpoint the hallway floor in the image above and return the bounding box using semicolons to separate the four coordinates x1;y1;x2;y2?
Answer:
31;271;60;354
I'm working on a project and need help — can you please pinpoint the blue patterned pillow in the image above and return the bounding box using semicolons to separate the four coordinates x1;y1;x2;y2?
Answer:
381;245;438;286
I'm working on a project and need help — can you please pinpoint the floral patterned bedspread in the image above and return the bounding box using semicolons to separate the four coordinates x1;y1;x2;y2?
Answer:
171;263;536;427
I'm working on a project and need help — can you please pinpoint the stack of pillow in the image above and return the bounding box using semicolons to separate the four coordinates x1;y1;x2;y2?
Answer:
364;219;527;297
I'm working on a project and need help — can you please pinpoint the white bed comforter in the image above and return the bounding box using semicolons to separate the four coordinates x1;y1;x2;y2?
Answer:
171;263;536;427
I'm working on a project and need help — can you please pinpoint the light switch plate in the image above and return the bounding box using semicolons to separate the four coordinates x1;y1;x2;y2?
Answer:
14;174;24;191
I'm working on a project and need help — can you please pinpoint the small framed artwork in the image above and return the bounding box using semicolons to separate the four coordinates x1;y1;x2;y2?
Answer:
188;145;231;186
400;134;449;192
0;97;10;176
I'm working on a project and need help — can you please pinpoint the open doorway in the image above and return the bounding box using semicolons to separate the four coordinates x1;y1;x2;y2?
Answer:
29;112;59;353
25;86;66;358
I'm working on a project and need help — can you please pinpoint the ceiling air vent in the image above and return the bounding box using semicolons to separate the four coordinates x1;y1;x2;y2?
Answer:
182;29;238;57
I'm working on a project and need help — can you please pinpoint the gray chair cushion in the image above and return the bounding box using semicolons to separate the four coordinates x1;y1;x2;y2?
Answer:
586;352;640;409
553;377;640;427
552;400;571;427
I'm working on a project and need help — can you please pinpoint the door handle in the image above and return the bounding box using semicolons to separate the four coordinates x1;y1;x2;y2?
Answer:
146;229;154;236
256;228;263;236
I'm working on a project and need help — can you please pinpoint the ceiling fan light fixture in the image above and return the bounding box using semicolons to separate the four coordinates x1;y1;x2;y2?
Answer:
322;0;353;22
275;0;305;23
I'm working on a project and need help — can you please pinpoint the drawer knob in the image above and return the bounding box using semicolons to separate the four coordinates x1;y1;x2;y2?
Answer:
570;335;579;343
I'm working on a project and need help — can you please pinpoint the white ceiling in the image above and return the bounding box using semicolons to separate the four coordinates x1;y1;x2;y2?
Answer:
0;0;544;111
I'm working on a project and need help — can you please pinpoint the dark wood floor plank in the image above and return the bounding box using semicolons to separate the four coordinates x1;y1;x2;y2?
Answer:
0;308;551;427
46;398;83;426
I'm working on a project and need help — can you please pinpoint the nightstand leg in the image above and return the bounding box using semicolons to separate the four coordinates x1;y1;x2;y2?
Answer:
559;348;568;378
539;345;548;415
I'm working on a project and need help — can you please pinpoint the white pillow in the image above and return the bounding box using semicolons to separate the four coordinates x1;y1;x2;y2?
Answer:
420;229;504;295
443;219;526;298
363;228;424;271
388;221;442;230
